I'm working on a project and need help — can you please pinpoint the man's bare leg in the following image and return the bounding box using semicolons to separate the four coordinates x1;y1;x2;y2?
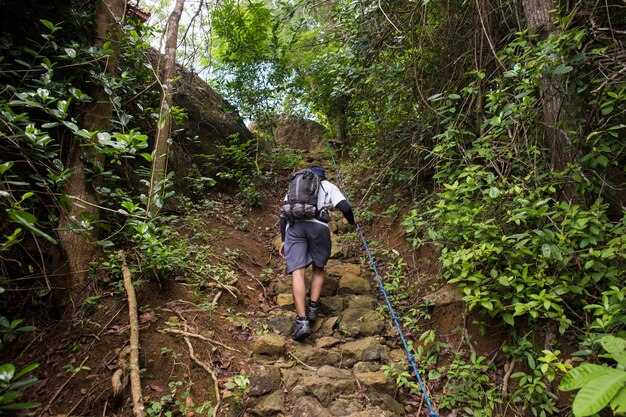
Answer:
291;267;307;318
310;265;325;302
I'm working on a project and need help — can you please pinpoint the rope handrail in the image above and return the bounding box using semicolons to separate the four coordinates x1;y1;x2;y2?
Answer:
326;142;440;417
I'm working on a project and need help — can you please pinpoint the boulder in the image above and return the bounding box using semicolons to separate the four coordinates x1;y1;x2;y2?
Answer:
329;398;363;416
338;274;371;295
267;314;294;337
288;396;333;417
340;338;387;362
353;361;382;374
273;116;325;153
248;366;282;397
251;334;286;356
248;390;285;416
300;375;356;405
321;296;344;315
354;372;395;394
370;393;406;416
317;365;353;380
320;277;340;296
319;317;339;336
145;49;253;196
345;295;377;310
326;262;362;277
316;336;341;349
338;308;385;337
291;344;341;367
276;293;295;309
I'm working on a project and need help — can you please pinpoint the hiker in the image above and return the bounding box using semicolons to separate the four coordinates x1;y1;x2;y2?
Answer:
279;165;355;340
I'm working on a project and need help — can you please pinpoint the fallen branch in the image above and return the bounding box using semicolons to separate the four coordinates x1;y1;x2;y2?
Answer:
288;351;317;371
183;336;221;417
213;290;224;305
161;328;242;353
207;281;240;298
119;251;145;417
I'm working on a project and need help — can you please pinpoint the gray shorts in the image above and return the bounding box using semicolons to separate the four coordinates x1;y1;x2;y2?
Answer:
284;221;331;274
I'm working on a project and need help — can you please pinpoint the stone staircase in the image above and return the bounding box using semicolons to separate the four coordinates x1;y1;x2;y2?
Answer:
242;225;407;417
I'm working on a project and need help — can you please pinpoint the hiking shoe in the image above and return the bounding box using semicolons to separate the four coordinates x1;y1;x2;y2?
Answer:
291;317;311;341
306;300;321;322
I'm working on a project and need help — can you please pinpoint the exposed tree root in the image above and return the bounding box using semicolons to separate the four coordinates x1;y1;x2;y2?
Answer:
119;251;144;417
501;359;515;400
161;328;242;353
183;336;221;417
111;346;131;403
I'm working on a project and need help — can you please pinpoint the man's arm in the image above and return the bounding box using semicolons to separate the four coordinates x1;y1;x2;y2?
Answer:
280;216;287;241
336;200;355;225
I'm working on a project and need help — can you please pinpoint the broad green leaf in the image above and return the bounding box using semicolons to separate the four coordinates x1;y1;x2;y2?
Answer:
572;371;626;416
600;336;626;356
559;364;611;391
610;386;626;414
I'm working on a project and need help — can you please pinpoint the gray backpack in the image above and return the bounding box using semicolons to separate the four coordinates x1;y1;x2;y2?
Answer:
281;169;326;222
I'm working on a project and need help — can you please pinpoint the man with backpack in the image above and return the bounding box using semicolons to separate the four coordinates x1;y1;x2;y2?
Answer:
279;165;355;340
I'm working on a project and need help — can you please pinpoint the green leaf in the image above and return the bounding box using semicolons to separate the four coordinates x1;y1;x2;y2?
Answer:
0;401;41;410
559;364;611;391
8;210;58;244
572;370;626;416
488;187;500;198
140;153;153;162
502;313;514;326
14;363;38;379
601;336;626;356
553;64;573;75
0;363;15;383
610;386;626;414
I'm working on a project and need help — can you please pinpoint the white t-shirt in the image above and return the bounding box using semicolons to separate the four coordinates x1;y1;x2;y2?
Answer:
284;180;347;227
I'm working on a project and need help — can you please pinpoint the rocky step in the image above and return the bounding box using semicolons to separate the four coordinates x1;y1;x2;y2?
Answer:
245;342;407;417
241;236;408;416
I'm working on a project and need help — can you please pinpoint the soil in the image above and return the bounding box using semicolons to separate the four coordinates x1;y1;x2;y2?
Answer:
5;176;500;417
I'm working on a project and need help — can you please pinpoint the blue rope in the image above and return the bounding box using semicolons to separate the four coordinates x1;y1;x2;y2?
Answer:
326;143;440;417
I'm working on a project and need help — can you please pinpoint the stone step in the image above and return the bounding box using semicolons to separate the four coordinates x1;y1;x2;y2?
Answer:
240;231;408;417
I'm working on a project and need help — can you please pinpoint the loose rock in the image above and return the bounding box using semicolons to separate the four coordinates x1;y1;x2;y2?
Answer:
251;334;286;356
288;396;333;417
248;366;282;397
338;274;371;295
248;390;285;416
338;308;385;337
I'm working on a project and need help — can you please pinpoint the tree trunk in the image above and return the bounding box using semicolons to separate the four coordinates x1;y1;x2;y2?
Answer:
148;0;186;213
523;0;578;201
54;0;125;302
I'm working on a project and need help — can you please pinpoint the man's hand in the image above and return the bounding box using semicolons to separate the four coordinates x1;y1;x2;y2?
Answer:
279;242;285;258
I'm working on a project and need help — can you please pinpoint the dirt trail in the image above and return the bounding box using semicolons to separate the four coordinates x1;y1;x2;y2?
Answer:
21;157;443;417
